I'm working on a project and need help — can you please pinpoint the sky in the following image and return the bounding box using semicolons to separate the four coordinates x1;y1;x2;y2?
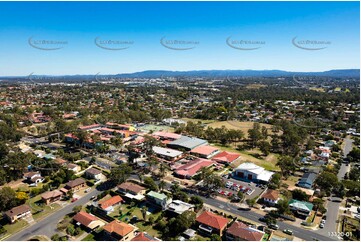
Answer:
0;1;359;76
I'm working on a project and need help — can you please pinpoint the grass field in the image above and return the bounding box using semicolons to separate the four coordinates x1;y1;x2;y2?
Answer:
213;144;280;171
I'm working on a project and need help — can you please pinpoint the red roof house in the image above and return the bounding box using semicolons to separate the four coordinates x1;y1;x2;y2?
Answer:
196;211;229;236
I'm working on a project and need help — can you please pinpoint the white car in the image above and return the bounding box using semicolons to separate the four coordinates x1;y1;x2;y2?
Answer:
321;219;326;224
319;223;324;229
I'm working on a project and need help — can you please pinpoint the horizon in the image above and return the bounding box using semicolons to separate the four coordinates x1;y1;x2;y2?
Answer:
1;68;360;78
0;1;359;75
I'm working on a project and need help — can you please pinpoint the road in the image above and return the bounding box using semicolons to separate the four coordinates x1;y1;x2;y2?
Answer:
129;174;335;241
320;137;353;236
6;188;102;241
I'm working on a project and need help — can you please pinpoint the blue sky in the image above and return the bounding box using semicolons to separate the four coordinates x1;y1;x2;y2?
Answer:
0;1;359;76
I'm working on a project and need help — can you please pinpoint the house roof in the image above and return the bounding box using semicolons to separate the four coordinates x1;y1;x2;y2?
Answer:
41;190;63;200
212;151;240;163
153;131;181;140
262;189;279;201
167;200;194;214
65;178;86;188
226;221;264;241
98;195;123;210
117;182;146;194
235;162;274;182
289;199;314;211
298;172;317;187
196;211;229;230
132;232;158;241
168;135;207;150
73;211;98;227
86;168;102;175
103;220;135;237
5;204;31;218
152;146;183;158
175;158;215;177
23;171;40;178
190;145;219;156
147;191;167;200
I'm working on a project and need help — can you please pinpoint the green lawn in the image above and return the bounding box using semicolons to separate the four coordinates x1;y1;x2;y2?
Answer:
1;218;29;237
27;195;61;221
81;233;95;241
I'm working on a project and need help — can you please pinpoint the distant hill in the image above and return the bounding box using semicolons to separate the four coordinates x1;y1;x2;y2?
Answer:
114;69;360;78
1;69;359;80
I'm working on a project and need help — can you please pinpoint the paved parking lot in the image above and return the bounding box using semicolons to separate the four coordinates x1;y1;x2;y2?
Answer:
218;174;266;200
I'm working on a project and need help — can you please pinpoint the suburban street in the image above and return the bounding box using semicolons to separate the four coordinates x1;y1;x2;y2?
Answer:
6;188;102;241
319;136;354;237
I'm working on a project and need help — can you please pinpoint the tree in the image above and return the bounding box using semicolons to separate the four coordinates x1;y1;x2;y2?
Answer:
292;189;309;201
277;155;296;178
190;196;203;210
72;205;82;214
259;140;271;156
210;234;222;241
0;187;17;212
143;177;158;191
315;171;338;193
246;198;256;207
277;199;290;215
268;173;281;189
248;123;262;148
237;191;245;202
141;206;148;221
110;163;132;185
66;224;76;236
158;180;166;191
16;192;29;203
51;234;60;241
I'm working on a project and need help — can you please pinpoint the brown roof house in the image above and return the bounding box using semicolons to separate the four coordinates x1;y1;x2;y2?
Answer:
85;168;102;180
66;163;81;173
196;211;230;236
41;190;63;205
261;189;280;206
103;220;138;241
4;204;31;223
225;221;265;241
65;178;86;192
73;211;105;230
117;182;146;201
98;195;123;214
131;232;160;241
23;171;44;186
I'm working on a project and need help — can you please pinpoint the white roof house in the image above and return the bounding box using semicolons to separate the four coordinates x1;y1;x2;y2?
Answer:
166;200;195;215
152;146;183;159
234;162;274;183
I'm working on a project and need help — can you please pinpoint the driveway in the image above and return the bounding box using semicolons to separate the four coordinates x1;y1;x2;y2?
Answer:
6;188;102;241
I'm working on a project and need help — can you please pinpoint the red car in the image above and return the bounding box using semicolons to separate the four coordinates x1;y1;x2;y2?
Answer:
71;198;78;203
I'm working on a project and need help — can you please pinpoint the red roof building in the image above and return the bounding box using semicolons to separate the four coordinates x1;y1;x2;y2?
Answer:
225;221;265;241
174;158;216;179
212;151;241;164
190;145;220;159
98;195;123;212
196;211;229;236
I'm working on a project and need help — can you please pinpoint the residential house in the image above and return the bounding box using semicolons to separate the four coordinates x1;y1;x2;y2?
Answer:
225;221;265;241
261;189;280;206
131;232;160;241
23;171;44;186
117;182;146;201
66;163;81;173
166;200;195;216
85;168;102;180
103;220;137;241
195;211;229;236
174;158;216;179
64;178;86;192
41;190;63;205
4;204;31;223
212;151;241;164
289;199;314;218
190;145;220;159
234;163;274;184
73;211;105;230
297;172;317;189
152;146;183;161
146;191;171;210
98;195;123;214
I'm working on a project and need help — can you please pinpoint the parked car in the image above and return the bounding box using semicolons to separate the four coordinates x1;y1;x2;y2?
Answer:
90;195;96;200
283;229;293;235
319;223;324;229
259;217;267;222
84;188;91;193
71;198;78;203
321;219;326;224
268;224;279;230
